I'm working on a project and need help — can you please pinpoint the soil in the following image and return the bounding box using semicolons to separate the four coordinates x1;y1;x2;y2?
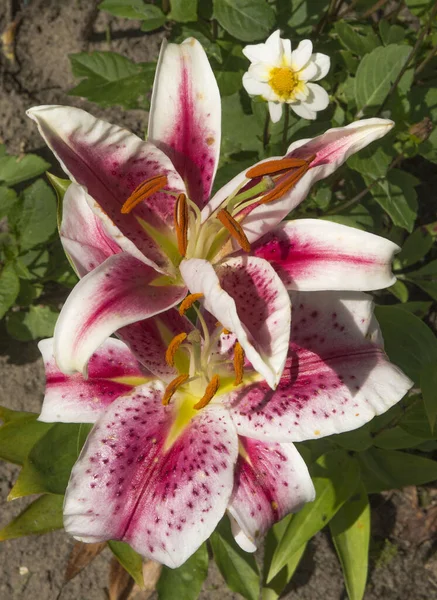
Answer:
0;1;436;598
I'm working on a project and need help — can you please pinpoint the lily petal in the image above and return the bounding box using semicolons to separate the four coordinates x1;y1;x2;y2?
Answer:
27;105;185;270
249;219;398;291
203;119;394;243
227;291;413;442
180;257;291;389
228;438;315;551
117;309;194;382
54;253;186;376
64;382;238;568
61;183;121;277
38;338;148;423
148;38;221;208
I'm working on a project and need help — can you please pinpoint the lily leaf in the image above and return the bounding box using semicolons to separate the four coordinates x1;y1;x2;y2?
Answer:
0;407;53;465
0;494;64;540
157;543;208;599
212;0;275;42
108;540;145;588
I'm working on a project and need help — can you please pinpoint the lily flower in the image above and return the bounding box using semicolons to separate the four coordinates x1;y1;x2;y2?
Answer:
242;30;330;122
28;38;397;389
38;285;412;567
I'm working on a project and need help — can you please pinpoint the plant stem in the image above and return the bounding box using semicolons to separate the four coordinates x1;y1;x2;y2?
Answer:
362;0;390;19
263;108;270;150
415;44;437;77
377;1;437;115
282;106;290;154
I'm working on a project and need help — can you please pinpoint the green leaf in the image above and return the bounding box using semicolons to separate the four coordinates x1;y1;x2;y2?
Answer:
330;482;370;600
169;0;198;22
17;179;57;251
212;42;247;96
0;185;17;219
69;52;155;109
347;145;392;178
330;426;373;452
395;301;431;318
10;423;92;498
335;21;380;55
99;0;164;22
0;263;19;319
19;248;50;279
268;450;360;581
408;278;437;301
0;494;64;541
355;44;411;112
262;515;306;600
6;305;59;341
221;93;262;158
399;400;435;439
379;22;406;45
285;0;329;34
46;173;71;229
108;541;145;588
398;227;433;267
373;426;426;449
421;363;437;431
0;411;52;465
0;152;50;186
359;448;437;493
210;517;260;600
212;0;275;42
408;259;437;277
375;305;437;384
157;543;208;599
367;169;418;232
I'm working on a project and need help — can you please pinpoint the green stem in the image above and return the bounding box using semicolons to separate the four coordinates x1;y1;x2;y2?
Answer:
282;106;290;155
263;108;270;150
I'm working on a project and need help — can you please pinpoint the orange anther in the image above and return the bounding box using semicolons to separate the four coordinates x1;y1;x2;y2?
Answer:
121;175;168;214
193;374;220;410
162;373;189;406
246;157;309;179
217;209;251;253
260;164;310;205
233;342;245;386
165;332;187;367
179;293;204;316
222;328;232;335
174;192;189;256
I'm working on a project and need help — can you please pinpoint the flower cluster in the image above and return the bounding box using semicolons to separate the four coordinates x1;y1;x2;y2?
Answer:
29;36;412;569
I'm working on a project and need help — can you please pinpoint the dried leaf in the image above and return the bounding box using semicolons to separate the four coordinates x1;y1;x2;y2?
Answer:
109;557;135;600
64;541;106;582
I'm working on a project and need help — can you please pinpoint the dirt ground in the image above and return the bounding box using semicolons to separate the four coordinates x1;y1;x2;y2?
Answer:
1;1;437;598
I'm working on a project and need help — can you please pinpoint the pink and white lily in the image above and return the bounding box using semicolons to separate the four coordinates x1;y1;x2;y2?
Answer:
28;37;399;389
38;288;412;568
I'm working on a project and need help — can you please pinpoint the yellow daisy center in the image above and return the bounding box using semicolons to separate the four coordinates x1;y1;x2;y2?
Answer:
269;66;298;99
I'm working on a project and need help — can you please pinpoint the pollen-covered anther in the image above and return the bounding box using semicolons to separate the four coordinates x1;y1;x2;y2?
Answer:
162;373;189;406
260;156;315;205
121;174;168;214
174;192;189;256
193;374;220;410
246;157;311;179
179;293;204;316
233;342;245;386
217;209;251;253
165;332;187;367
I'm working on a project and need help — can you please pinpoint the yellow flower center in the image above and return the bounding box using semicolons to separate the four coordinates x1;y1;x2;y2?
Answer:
269;67;298;99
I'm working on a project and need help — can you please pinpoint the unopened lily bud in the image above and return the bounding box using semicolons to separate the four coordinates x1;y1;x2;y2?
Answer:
409;117;433;142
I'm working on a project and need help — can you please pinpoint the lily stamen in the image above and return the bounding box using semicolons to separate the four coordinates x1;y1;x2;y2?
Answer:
193;374;220;410
233;342;245;386
260;163;310;205
246;157;311;178
121;175;168;214
217;209;251;252
179;293;204;316
162;373;189;406
174;192;189;256
165;332;188;367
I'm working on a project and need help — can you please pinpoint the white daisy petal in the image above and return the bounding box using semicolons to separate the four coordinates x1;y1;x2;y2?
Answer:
264;30;282;63
306;82;330;111
242;73;271;97
290;102;317;120
298;60;319;82
249;63;271;82
268;101;283;123
242;42;268;64
310;53;331;81
292;84;310;102
281;38;293;65
291;40;313;71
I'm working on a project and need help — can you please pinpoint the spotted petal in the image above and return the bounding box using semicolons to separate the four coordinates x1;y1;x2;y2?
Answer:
203;119;394;244
64;382;238;568
148;38;221;208
27;105;185;271
228;438;315;552
179;257;291;389
117;309;194;382
38;338;149;423
249;219;399;291
54;253;186;376
227;291;413;442
60;183;121;277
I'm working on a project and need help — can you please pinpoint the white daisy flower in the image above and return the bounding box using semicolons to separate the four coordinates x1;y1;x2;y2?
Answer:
242;30;331;123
